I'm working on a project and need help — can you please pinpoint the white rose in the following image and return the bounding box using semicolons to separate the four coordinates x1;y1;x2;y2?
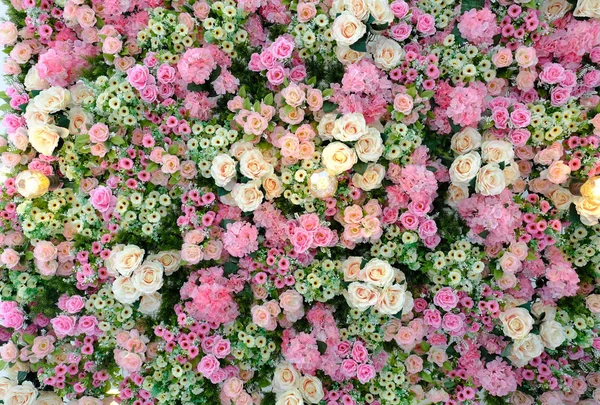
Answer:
449;152;481;184
276;389;304;405
4;382;37;405
24;106;52;128
335;45;364;65
352;163;385;191
0;22;18;46
475;164;506;196
147;250;180;276
0;377;16;400
539;320;566;350
240;149;273;180
367;0;394;23
317;113;337;140
109;245;144;277
574;0;600;18
332;113;369;142
451;127;482;154
541;0;572;18
447;183;470;206
341;256;362;281
371;37;403;70
503;161;520;185
33;87;70;114
499;307;534;340
346;282;379;311
210;154;237;189
481;140;514;164
138;292;162;316
355;128;383;162
28;125;68;156
343;0;369;19
332;12;366;46
231;182;264;212
272;363;300;393
298;376;324;404
509;334;544;367
360;258;395;287
24;67;49;91
68;107;93;135
376;284;410;315
112;276;141;304
131;261;164;294
34;392;62;405
321;142;357;175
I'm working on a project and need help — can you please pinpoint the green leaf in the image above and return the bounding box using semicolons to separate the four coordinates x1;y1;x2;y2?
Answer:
322;88;334;98
17;371;27;384
461;0;485;12
57;114;70;129
263;93;274;106
22;334;34;345
349;34;368;52
370;22;389;31
111;136;125;146
208;65;222;83
187;83;205;92
146;162;158;172
223;261;238;275
421;90;435;99
220;219;235;228
420;372;433;383
75;135;90;150
323;101;337;113
243;98;252;110
317;340;327;355
354;162;368;175
238;86;247;98
217;187;229;197
168;144;179;155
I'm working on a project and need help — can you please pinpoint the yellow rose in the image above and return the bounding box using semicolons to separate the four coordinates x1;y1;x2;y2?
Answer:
574;196;600;226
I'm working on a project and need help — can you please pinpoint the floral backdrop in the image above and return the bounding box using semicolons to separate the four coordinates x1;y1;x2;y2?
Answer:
0;0;599;403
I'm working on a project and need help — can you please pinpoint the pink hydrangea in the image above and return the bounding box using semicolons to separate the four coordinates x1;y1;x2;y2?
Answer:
458;8;501;46
177;47;217;85
222;221;259;258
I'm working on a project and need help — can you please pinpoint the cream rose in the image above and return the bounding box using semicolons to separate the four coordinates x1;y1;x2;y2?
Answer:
33;392;62;405
542;160;571;184
548;186;572;211
321;142;357;175
541;0;572;18
240;149;273;180
138;292;162;316
262;173;284;200
586;294;600;314
353;163;385;191
0;377;16;400
317;114;337;140
112;276;141;304
276;389;304;405
499;307;534;340
509;334;544;367
574;196;600;226
360;258;395;287
447;183;470;206
355;128;383;162
272;363;300;393
510;391;534;405
28;125;68;156
152;250;180;276
451;127;482;154
539;320;566;350
108;245;144;277
4;382;37;405
332;113;369;142
24;67;49;91
298;376;324;404
342;256;362;281
132;260;164;294
335;45;364;65
574;0;600;18
231;182;264;212
449;152;481;184
346;282;379;311
210;154;237;188
367;0;394;23
376;284;411;315
481;140;514;164
33;87;70;114
475;164;506;196
371;37;403;70
332;12;366;46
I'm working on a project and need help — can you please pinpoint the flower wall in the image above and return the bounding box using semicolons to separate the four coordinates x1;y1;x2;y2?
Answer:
0;0;599;404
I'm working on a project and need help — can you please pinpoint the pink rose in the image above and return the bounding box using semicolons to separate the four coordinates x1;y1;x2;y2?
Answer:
198;354;219;377
416;14;435;35
88;123;109;143
356;363;376;383
433;287;458;311
126;64;149;90
405;354;423;374
51;315;76;338
89;186;114;213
